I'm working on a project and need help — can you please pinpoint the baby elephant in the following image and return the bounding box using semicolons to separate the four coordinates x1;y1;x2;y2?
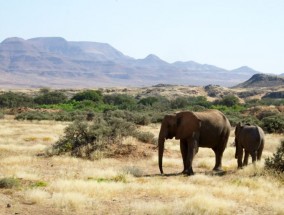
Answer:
234;123;265;168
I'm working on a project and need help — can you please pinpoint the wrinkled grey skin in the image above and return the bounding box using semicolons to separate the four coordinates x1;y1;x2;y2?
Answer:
235;123;265;168
158;110;231;175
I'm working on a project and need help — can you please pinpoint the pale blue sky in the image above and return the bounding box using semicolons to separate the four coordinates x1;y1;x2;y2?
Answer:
0;0;283;74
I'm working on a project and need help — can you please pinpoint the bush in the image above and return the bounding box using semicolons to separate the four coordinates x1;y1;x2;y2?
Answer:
72;90;103;102
151;97;171;111
169;96;211;110
149;111;166;123
104;110;151;126
138;97;158;106
15;111;54;121
0;177;20;188
261;114;284;133
0;92;34;108
15;110;95;121
51;115;136;158
188;96;211;108
265;140;284;172
171;97;189;109
214;95;240;107
34;90;67;105
103;94;137;110
133;131;157;144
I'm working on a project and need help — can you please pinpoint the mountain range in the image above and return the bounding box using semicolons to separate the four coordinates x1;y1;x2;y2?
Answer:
0;37;281;88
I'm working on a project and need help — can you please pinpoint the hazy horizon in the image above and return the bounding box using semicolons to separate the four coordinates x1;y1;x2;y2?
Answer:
1;0;283;74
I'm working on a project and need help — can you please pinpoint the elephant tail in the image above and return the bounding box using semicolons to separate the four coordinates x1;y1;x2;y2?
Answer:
158;135;165;174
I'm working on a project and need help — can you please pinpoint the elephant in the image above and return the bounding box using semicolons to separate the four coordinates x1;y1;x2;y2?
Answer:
234;123;265;168
158;110;231;175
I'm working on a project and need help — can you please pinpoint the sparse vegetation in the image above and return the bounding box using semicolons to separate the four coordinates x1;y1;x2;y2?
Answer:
265;140;284;172
0;177;20;189
0;110;283;214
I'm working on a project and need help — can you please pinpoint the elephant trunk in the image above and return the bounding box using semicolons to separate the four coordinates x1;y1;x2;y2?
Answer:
158;135;165;174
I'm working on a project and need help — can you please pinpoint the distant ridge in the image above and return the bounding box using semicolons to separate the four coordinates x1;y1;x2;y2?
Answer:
0;36;272;88
233;73;284;88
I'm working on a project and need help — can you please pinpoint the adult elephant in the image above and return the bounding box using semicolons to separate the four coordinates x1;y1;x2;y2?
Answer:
158;110;231;175
234;123;265;168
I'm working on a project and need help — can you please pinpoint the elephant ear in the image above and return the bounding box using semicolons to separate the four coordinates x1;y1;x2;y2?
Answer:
159;114;176;140
235;122;243;135
175;111;201;139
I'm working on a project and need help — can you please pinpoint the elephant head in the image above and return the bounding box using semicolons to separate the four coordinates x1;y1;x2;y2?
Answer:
158;111;201;174
175;111;201;139
158;114;177;174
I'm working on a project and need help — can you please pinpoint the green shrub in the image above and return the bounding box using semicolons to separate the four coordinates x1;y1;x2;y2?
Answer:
107;117;136;137
257;110;279;120
15;110;97;122
0;177;20;189
149;111;166;123
51;120;101;156
214;95;240;107
51;115;136;158
15;111;54;121
34;90;67;105
171;97;189;109
103;94;137;110
265;140;284;172
259;98;284;106
104;110;151;126
187;96;211;108
261;114;284;133
0;92;34;108
72;90;103;102
138;97;159;106
151;97;171;111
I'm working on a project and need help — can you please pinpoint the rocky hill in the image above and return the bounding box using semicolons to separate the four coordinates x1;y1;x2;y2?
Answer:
233;74;284;88
0;37;268;88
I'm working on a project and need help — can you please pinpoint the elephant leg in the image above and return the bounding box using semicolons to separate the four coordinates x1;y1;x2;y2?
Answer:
243;150;249;166
212;148;224;171
257;142;264;161
180;139;188;173
185;138;195;176
237;148;244;169
251;151;257;164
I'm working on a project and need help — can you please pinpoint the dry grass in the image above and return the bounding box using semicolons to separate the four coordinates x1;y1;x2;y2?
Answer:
0;118;283;215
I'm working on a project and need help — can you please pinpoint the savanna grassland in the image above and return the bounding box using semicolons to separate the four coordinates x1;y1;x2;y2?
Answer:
0;115;283;215
0;86;284;215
